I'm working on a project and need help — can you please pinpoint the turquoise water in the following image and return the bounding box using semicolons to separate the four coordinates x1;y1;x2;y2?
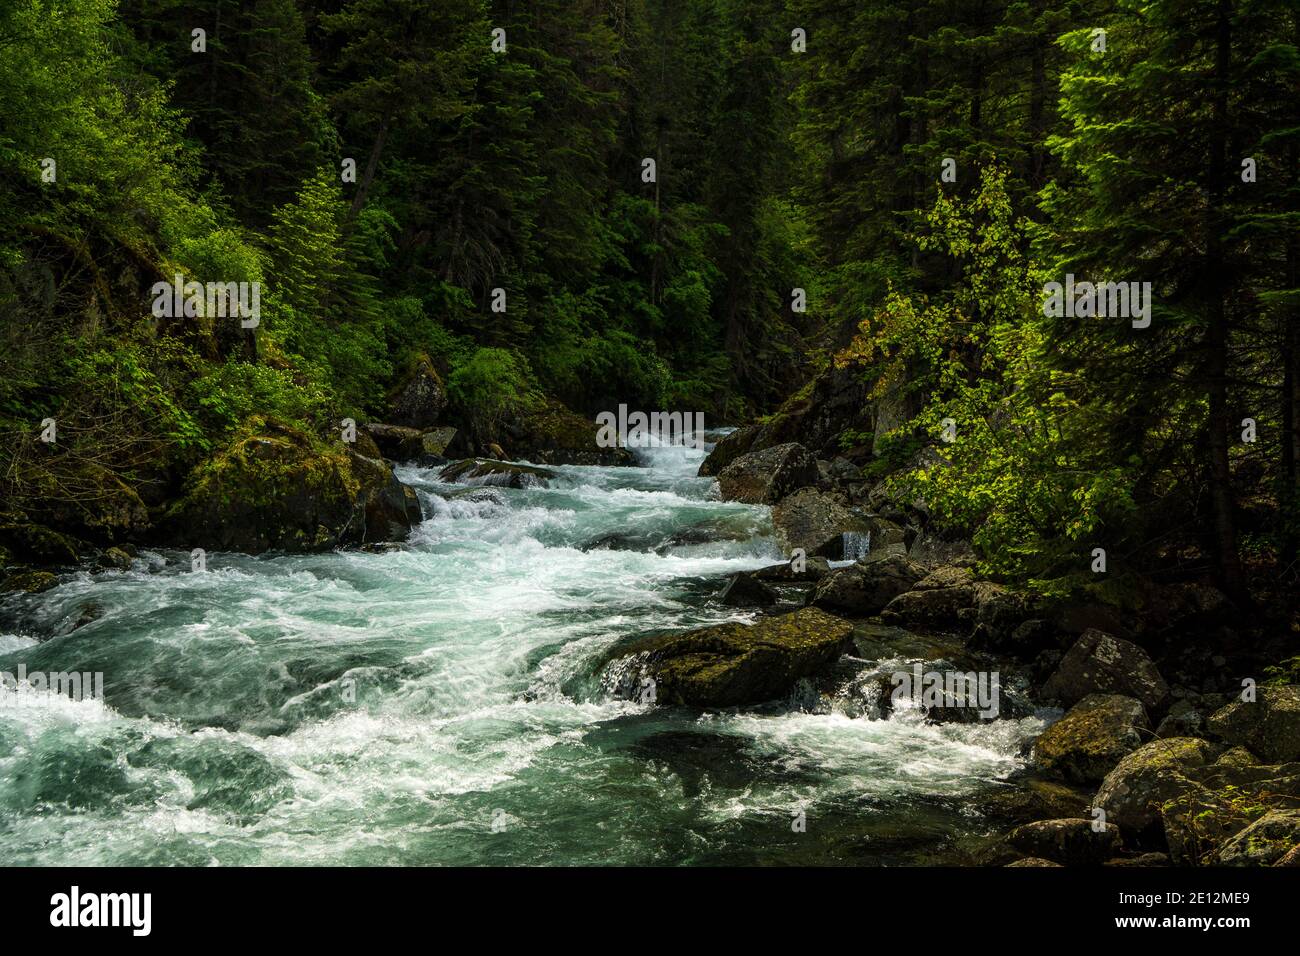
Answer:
0;441;1044;865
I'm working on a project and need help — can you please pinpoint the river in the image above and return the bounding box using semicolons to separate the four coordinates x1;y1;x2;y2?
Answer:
0;439;1046;865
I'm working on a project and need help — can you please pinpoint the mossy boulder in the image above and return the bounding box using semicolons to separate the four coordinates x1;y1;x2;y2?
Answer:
1215;810;1300;866
361;423;422;460
0;517;81;566
1;570;59;594
1092;737;1216;832
718;571;778;607
163;416;420;553
502;398;633;466
438;458;556;489
1206;686;1300;763
1160;759;1300;864
1032;694;1149;785
770;488;871;559
608;607;855;707
24;460;150;544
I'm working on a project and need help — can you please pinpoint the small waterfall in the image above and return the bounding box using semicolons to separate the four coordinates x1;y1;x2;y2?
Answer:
841;530;871;561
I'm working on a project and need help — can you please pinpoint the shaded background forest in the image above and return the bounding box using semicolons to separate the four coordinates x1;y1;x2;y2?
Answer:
1;0;1298;614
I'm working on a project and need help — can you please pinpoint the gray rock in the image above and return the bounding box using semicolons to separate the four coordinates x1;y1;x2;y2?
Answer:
770;488;870;558
1040;629;1169;712
1215;809;1300;866
716;443;819;505
1008;818;1122;866
1206;686;1300;763
718;572;778;607
811;553;925;616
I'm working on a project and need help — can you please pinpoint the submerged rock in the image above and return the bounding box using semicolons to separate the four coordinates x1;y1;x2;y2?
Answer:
438;458;556;489
1032;694;1149;785
608;607;855;707
716;442;818;505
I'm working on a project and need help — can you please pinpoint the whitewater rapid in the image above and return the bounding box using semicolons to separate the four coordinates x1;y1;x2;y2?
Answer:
0;440;1044;865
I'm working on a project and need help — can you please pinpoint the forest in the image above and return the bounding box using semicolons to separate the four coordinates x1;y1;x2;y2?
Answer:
3;0;1297;611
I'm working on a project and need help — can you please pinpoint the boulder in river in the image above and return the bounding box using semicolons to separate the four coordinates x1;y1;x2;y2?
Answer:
1032;694;1149;785
608;607;855;707
753;556;831;583
438;458;556;489
812;552;925;616
718;571;778;607
163;416;421;553
1040;629;1169;712
770;487;871;558
716;442;818;505
362;423;423;460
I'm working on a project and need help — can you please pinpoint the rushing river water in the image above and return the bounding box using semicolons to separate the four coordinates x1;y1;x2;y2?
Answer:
0;439;1046;865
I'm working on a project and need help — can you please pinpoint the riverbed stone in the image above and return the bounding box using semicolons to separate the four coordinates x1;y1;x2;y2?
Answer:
387;355;447;429
611;607;855;707
718;571;777;607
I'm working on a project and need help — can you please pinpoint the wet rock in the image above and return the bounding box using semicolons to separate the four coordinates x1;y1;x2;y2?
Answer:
1008;818;1122;866
718;571;778;607
387;355;448;429
94;546;133;571
438;458;556;489
979;779;1093;825
1032;694;1149;785
697;425;760;477
753;556;831;583
1040;629;1169;712
770;488;870;558
1206;686;1300;763
505;398;635;466
880;567;976;628
1092;737;1216;831
716;443;818;505
1;570;58;594
811;553;925;615
608;607;855;707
